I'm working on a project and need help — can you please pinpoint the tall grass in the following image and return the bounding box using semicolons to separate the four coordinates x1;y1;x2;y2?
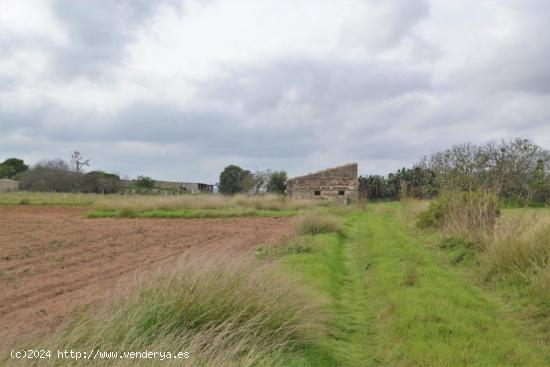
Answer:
94;194;318;213
0;191;97;205
483;211;550;302
295;212;345;236
11;253;327;366
417;190;500;243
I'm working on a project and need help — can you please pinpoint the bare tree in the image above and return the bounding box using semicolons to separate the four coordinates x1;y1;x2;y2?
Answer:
71;151;90;175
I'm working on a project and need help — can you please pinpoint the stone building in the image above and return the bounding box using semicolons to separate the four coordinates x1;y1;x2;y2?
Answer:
286;163;358;203
0;179;19;192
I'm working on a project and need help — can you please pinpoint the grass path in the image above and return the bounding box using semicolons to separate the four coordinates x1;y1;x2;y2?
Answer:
285;207;550;366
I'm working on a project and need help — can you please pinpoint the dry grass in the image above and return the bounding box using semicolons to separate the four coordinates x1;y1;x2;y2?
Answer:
9;252;328;366
483;211;550;301
417;190;500;243
94;194;319;213
295;212;345;236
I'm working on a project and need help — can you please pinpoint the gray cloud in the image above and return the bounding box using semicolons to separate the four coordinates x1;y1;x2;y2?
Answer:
49;0;181;79
1;0;549;182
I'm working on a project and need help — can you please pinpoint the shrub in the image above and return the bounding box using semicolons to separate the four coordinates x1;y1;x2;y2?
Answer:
417;190;500;243
416;200;444;229
19;159;77;192
295;212;344;236
135;175;155;188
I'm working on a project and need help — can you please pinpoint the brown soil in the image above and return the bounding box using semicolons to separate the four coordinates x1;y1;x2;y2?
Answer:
0;205;293;350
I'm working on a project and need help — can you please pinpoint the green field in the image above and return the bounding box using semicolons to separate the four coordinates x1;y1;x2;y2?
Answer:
278;204;550;366
87;208;297;219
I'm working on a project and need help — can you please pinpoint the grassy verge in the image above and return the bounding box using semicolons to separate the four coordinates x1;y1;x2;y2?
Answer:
0;192;96;205
278;204;550;366
87;208;297;219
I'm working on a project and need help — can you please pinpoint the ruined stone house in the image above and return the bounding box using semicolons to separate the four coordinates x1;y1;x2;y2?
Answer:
286;163;358;203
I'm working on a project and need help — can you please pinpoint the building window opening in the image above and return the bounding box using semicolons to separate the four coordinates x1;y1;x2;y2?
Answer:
314;190;321;196
338;190;345;196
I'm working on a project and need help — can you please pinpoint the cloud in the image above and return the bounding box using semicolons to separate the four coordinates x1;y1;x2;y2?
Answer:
0;0;549;182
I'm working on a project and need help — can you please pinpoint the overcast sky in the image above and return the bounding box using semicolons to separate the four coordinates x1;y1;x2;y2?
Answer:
1;0;549;183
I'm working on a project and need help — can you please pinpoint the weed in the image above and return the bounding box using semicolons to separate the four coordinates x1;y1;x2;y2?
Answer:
295;212;344;236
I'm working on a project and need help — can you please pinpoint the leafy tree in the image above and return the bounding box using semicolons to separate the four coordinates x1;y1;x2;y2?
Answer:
267;171;287;194
135;175;155;188
0;158;28;178
81;171;121;194
359;166;436;201
219;165;252;195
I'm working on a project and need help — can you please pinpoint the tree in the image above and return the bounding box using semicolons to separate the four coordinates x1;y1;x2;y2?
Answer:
135;175;155;188
219;165;252;195
267;171;287;194
19;159;76;192
71;151;90;175
420;138;550;204
81;171;121;194
0;158;28;178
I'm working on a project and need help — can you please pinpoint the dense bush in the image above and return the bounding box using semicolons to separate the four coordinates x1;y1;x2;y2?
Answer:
359;166;437;201
422;138;550;205
135;175;155;188
80;171;121;194
19;159;77;192
417;190;500;242
360;138;550;206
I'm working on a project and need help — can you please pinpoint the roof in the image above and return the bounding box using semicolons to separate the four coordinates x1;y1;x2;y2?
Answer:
287;163;358;182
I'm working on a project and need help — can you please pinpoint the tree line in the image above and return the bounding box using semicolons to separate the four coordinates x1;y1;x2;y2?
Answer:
1;153;288;195
361;138;550;205
3;138;549;203
0;153;121;194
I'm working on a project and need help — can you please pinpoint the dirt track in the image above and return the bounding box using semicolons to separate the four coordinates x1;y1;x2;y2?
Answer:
0;205;293;349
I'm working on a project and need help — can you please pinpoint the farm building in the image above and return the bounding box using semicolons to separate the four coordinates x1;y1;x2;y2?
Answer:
286;163;359;203
121;180;214;193
0;179;19;192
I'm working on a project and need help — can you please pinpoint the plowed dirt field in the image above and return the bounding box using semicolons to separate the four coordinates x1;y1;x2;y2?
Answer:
0;205;293;349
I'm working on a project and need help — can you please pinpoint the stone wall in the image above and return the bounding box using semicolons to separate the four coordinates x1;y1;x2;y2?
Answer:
287;163;358;203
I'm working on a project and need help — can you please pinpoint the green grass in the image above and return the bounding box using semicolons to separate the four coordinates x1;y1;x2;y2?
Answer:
279;204;550;366
0;191;96;205
87;208;297;219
